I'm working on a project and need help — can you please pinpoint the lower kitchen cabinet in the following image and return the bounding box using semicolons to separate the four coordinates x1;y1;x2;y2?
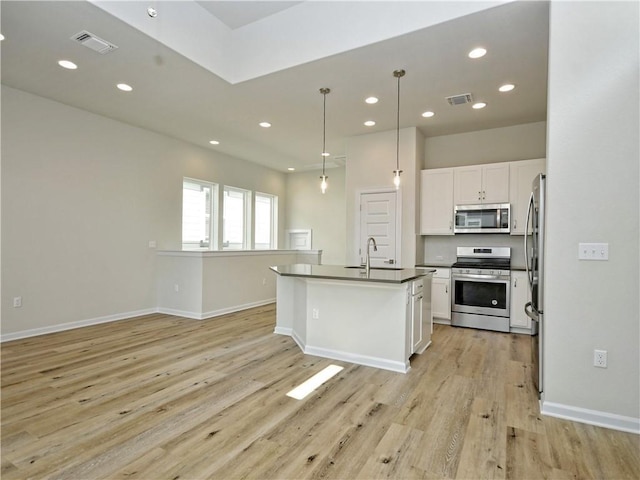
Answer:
510;270;532;332
431;268;451;322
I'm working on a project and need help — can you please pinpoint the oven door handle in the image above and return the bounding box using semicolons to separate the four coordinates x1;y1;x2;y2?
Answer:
452;274;509;281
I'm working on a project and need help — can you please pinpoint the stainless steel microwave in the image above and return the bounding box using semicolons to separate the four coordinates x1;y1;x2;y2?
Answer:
454;203;510;233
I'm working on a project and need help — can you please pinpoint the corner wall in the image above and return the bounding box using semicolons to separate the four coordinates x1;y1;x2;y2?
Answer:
1;86;287;336
544;1;639;429
285;167;347;265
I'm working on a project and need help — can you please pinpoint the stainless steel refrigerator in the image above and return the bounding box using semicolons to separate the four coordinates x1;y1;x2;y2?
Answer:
525;173;545;396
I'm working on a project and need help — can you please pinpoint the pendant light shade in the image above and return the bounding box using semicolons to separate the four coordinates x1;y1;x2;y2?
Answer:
392;69;405;189
319;87;330;194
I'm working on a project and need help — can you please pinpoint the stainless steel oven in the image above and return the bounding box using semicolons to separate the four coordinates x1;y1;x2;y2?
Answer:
451;247;511;332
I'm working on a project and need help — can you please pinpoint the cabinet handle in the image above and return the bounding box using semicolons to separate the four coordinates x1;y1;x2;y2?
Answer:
514;277;518;287
514;220;517;230
449;221;453;231
478;191;482;200
483;190;486;200
445;284;448;294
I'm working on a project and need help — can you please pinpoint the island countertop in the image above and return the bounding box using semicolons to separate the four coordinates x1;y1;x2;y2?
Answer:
270;264;434;284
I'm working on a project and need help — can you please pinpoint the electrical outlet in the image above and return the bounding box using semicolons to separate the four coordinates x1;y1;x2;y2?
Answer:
148;240;157;249
174;284;180;293
594;349;607;368
312;308;319;319
262;278;267;286
13;296;22;308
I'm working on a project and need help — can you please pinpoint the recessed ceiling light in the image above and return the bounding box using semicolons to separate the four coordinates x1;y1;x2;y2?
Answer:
499;83;516;92
259;122;271;128
321;152;330;157
209;140;220;145
287;167;295;171
364;120;376;127
421;111;435;118
117;83;133;92
472;102;487;109
58;60;78;70
468;47;487;59
365;97;379;104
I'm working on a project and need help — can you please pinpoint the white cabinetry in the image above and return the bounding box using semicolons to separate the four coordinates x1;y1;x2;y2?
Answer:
454;163;510;205
509;158;546;235
431;268;451;322
410;279;424;353
420;169;454;235
510;270;531;332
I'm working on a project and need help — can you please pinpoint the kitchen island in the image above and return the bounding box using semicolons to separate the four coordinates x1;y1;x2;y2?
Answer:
270;264;434;373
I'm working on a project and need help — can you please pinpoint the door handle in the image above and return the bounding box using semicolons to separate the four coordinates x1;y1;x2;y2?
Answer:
524;301;539;321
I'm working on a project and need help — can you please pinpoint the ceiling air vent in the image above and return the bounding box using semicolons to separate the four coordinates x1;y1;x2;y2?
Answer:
70;30;118;54
446;93;473;106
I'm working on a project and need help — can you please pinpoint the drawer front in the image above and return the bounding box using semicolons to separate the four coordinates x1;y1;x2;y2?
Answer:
412;279;424;295
431;268;451;279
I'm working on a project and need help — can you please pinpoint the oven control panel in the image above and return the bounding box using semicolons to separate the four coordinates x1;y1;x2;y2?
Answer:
452;268;510;278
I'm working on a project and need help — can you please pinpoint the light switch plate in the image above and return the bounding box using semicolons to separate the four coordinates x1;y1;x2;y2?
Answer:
579;243;609;261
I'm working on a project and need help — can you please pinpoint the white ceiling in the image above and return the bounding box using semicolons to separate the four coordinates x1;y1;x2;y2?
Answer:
195;1;303;29
0;1;549;172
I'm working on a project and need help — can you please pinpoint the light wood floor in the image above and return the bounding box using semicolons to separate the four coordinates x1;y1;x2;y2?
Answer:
2;304;638;479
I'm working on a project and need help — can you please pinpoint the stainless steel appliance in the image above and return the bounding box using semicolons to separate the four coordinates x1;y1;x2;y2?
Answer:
525;174;546;396
451;247;511;332
454;203;510;234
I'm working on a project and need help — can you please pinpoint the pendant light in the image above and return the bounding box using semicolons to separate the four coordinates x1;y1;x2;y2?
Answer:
392;69;405;189
319;87;330;194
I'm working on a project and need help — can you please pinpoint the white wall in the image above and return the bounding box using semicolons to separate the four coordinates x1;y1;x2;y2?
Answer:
1;86;287;336
346;127;422;268
544;1;639;426
285;167;346;265
424;121;547;169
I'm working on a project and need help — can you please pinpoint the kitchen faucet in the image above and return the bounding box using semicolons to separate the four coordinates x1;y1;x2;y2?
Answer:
365;237;378;275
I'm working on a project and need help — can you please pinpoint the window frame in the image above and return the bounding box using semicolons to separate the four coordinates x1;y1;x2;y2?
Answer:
181;177;218;250
254;191;278;250
222;185;252;250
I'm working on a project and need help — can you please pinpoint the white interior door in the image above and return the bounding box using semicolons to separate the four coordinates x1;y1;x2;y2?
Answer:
359;191;398;268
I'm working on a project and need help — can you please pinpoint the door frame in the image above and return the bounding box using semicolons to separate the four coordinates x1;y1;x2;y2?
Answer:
355;187;403;267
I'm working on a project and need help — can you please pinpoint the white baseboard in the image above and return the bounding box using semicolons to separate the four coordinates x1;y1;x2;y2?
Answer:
542;400;640;434
274;326;293;336
1;308;156;342
3;300;278;343
304;345;410;374
156;299;276;321
200;299;275;320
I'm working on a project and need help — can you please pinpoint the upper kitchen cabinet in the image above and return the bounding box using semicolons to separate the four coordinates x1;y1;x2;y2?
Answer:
454;163;510;205
420;168;454;235
509;158;546;235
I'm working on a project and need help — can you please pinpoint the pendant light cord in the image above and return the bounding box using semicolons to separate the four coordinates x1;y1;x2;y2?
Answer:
396;73;400;171
322;90;327;176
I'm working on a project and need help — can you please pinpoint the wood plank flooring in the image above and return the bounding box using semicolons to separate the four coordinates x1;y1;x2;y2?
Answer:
2;304;639;479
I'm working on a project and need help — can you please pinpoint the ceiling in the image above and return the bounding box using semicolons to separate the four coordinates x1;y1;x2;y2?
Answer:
0;1;549;173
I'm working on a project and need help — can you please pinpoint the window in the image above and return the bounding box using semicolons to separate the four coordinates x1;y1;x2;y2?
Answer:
223;186;251;250
182;178;218;249
254;192;278;249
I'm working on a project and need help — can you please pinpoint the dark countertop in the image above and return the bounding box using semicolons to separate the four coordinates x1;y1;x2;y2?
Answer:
270;264;434;284
416;262;453;268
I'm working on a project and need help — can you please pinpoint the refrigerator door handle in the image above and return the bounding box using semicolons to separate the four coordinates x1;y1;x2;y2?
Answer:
524;301;539;321
524;192;535;289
